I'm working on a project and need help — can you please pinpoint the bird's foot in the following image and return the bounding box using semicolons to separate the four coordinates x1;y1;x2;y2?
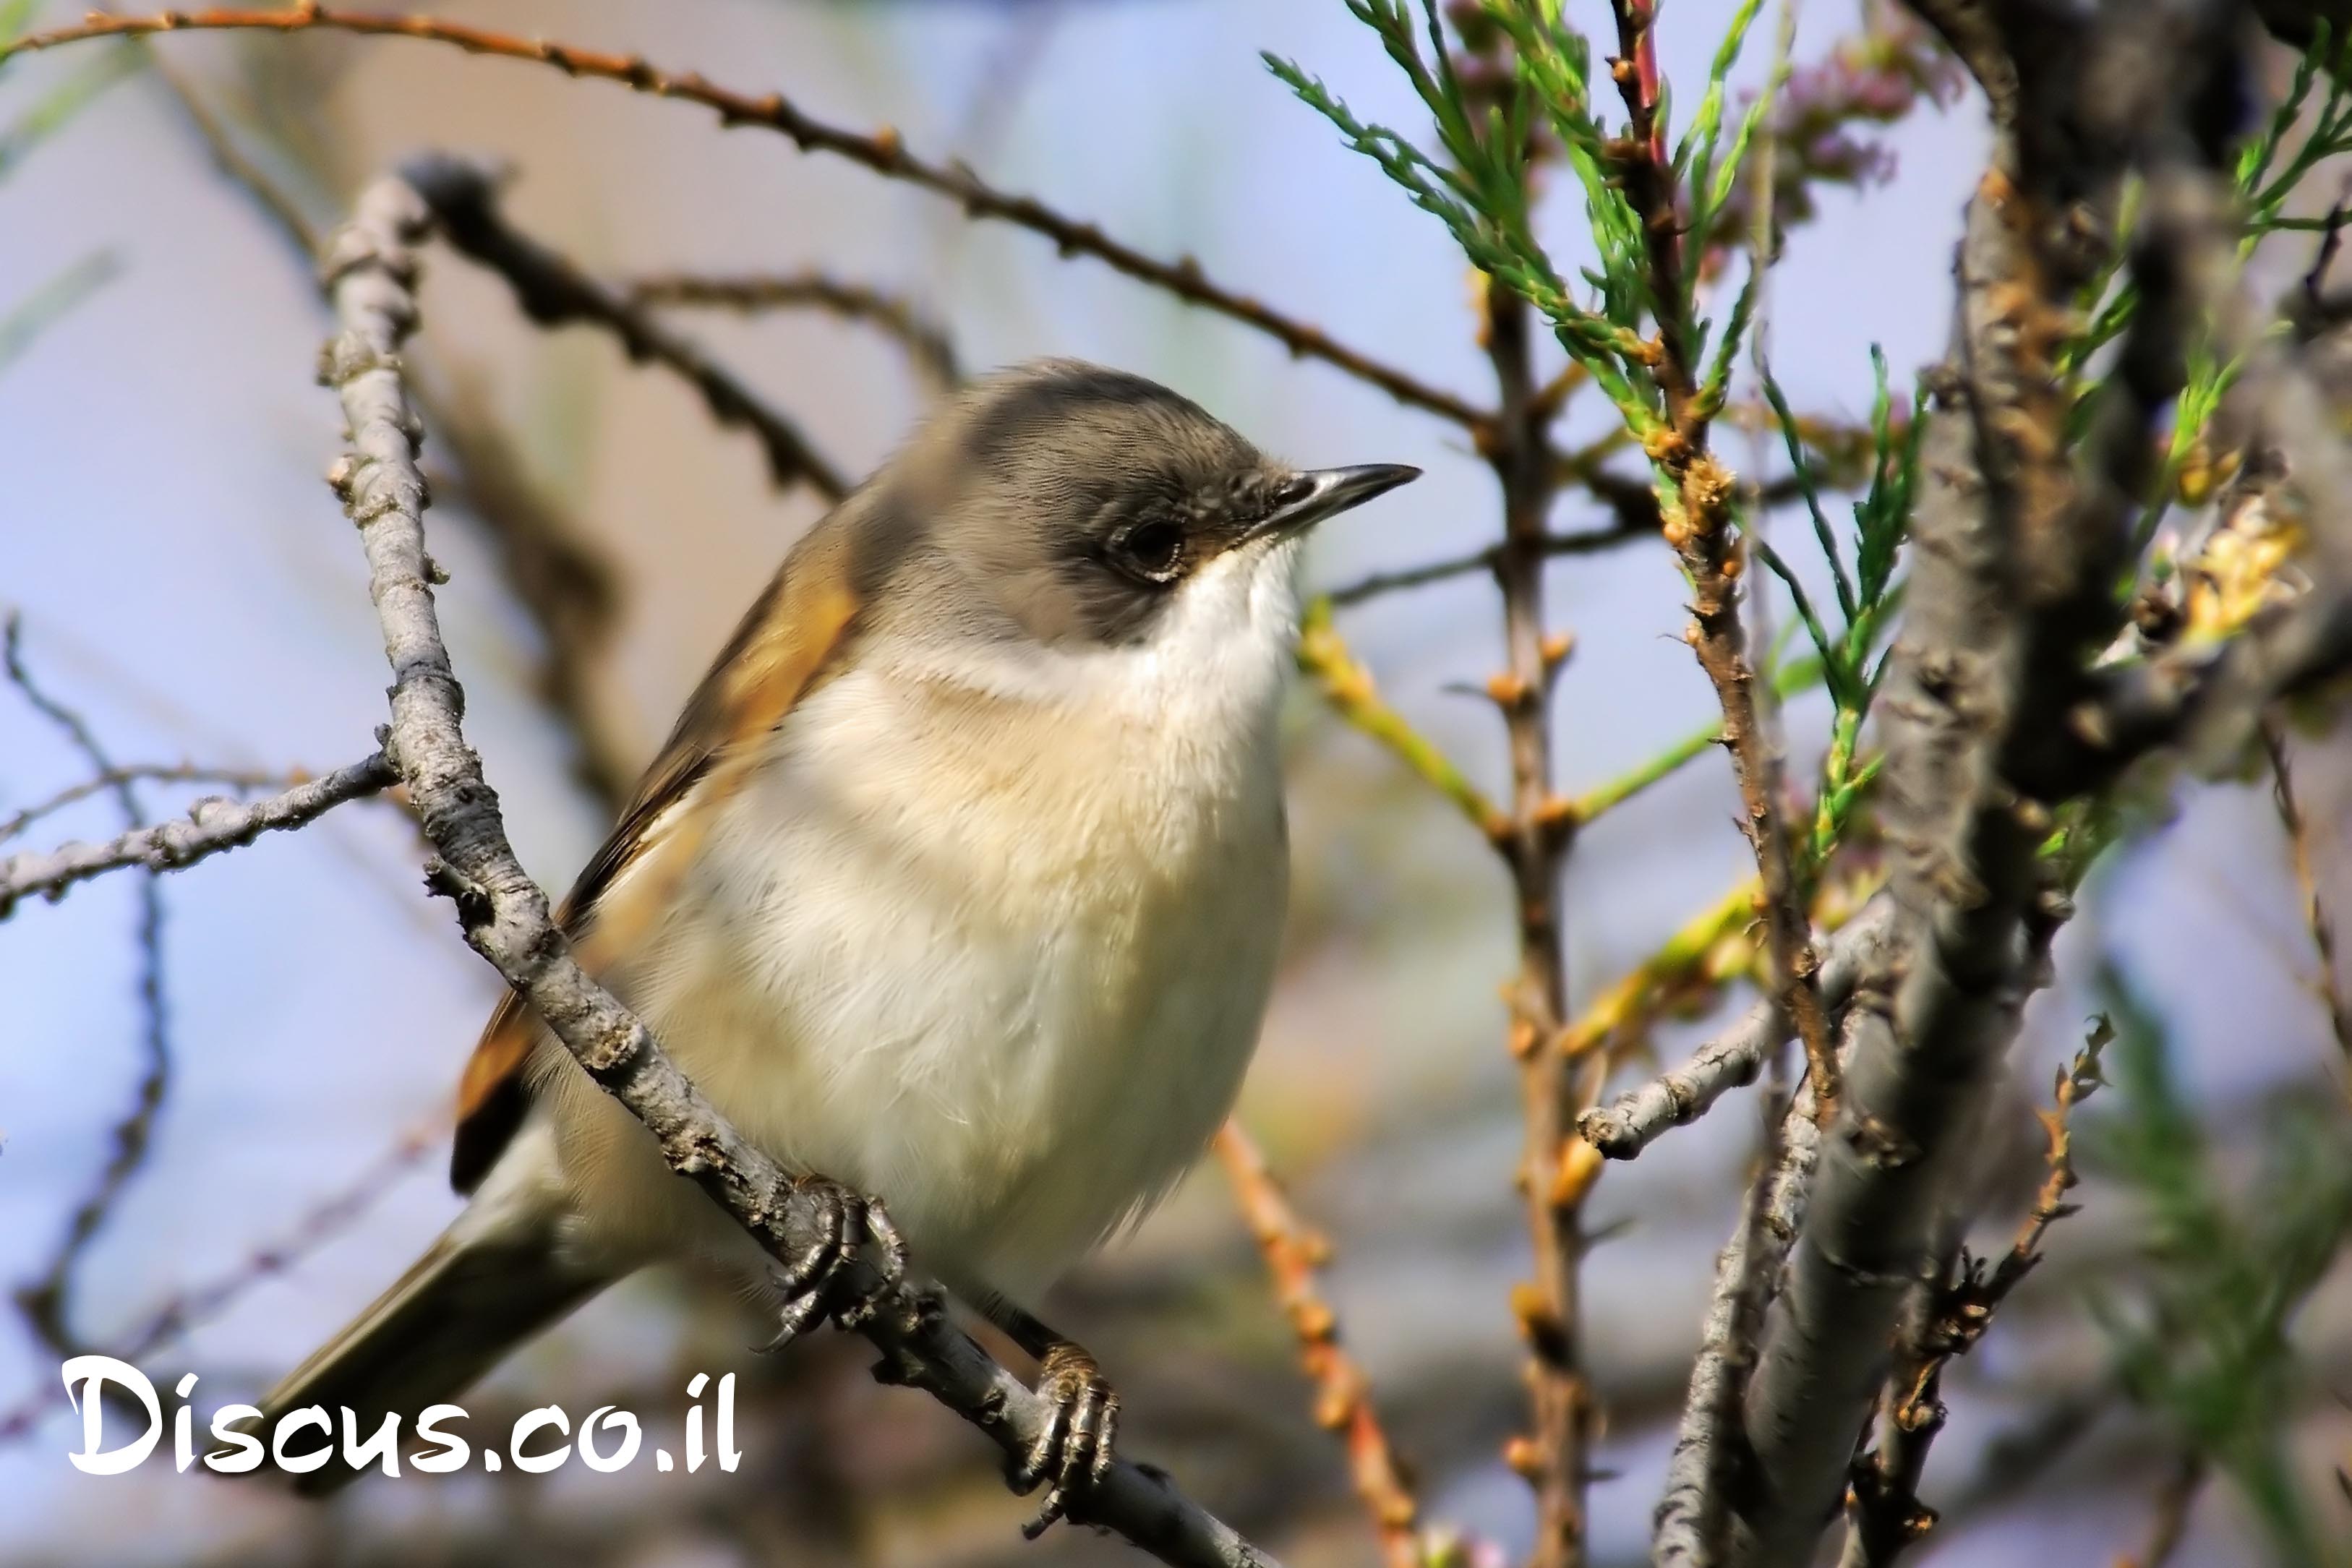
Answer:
753;1173;907;1353
1009;1339;1121;1538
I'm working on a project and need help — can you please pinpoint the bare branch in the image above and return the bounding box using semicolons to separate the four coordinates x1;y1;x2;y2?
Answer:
1837;1021;2107;1566
2263;719;2352;1075
1;762;325;844
1578;894;1898;1161
398;155;848;500
1654;1074;1799;1568
0;1124;435;1446
0;6;1487;432
321;169;1274;1568
624;270;961;396
4;615;171;1364
0;754;398;917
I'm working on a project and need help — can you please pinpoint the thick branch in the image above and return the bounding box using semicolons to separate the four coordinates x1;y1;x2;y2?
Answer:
1726;8;2246;1561
322;171;1272;1568
0;7;1485;431
0;754;397;917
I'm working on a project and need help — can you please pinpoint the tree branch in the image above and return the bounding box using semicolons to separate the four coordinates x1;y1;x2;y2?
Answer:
623;270;961;396
1577;894;1898;1160
398;155;848;500
320;168;1274;1568
1724;7;2252;1561
0;6;1488;432
0;754;398;917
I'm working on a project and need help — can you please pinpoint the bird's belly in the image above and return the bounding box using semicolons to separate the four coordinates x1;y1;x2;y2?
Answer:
551;674;1289;1306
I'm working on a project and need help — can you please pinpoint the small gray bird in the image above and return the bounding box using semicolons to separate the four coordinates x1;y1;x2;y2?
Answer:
258;358;1416;1523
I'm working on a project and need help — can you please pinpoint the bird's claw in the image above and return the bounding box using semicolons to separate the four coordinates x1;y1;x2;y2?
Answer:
752;1174;907;1353
1010;1341;1121;1538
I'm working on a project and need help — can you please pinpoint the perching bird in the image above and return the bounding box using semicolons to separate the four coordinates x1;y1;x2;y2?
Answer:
257;358;1418;1524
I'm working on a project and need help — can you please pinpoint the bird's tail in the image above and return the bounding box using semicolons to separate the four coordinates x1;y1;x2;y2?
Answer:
255;1211;608;1495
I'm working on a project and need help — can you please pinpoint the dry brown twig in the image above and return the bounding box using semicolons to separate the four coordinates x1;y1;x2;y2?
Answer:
624;270;962;396
3;613;174;1366
398;155;850;500
1601;0;1842;1125
1837;1022;2108;1567
1213;1125;1421;1568
0;4;1489;432
2261;719;2352;1074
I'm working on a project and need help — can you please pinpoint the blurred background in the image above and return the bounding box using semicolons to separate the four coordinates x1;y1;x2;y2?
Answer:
1;1;2348;1564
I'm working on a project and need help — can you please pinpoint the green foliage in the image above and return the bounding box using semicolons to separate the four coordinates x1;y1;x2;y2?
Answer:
1749;348;1920;873
2065;27;2352;558
1266;0;1787;439
2084;970;2352;1568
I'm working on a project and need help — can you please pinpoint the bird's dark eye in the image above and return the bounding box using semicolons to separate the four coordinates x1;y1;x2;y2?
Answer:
1111;519;1186;584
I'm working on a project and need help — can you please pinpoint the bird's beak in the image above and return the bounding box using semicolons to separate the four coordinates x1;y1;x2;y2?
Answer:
1255;463;1421;539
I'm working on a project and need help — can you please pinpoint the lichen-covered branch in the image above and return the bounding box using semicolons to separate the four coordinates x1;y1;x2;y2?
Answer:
322;169;1273;1568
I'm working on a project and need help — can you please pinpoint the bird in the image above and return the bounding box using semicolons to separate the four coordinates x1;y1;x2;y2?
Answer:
255;358;1419;1526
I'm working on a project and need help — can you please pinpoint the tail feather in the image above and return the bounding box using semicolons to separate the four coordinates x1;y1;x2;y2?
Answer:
256;1219;607;1494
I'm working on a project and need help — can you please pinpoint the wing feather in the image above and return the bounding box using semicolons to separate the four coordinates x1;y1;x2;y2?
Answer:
449;532;866;1192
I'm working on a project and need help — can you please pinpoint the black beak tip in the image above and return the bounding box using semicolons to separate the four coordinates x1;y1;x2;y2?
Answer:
1319;461;1421;513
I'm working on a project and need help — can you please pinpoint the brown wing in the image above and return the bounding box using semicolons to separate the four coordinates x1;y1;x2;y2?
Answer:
449;528;868;1193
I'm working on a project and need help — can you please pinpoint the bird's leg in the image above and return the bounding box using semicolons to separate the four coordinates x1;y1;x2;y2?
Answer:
753;1173;907;1352
988;1303;1121;1537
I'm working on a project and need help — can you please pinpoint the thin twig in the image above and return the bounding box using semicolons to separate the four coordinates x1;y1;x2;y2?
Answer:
2119;1452;2208;1568
4;616;171;1362
1214;1124;1421;1568
320;170;1274;1568
398;155;847;500
1577;893;1896;1160
1;761;317;843
624;270;960;395
0;1123;436;1445
1322;515;1654;609
1837;1021;2108;1566
2261;718;2352;1075
0;5;1487;432
0;754;398;917
1481;272;1588;1568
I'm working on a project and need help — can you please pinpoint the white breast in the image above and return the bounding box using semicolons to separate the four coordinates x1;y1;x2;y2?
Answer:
545;544;1300;1308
